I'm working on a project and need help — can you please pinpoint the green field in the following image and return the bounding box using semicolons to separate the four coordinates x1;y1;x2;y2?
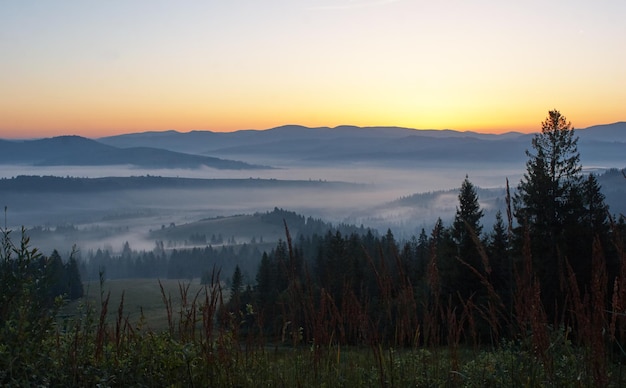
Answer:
63;278;217;332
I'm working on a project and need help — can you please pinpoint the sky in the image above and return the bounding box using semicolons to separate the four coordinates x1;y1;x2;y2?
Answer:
1;0;624;139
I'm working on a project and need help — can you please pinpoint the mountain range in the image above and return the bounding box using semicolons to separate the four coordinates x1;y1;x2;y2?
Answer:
1;122;624;169
97;122;626;167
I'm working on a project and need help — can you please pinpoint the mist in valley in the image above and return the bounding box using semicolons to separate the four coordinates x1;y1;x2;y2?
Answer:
1;124;623;282
1;161;527;255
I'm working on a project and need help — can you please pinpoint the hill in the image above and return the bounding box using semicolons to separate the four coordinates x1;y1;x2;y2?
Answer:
0;135;266;169
577;122;626;142
148;207;368;247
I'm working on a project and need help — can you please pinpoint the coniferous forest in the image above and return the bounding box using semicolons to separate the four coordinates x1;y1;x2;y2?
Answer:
2;111;626;386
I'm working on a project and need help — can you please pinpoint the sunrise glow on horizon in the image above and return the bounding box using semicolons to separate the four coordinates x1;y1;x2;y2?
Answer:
1;1;624;139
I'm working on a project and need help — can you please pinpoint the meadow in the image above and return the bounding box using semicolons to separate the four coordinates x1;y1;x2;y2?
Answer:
63;278;209;333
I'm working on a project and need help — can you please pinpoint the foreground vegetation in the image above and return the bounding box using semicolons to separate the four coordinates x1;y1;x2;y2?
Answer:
3;205;626;386
3;241;626;386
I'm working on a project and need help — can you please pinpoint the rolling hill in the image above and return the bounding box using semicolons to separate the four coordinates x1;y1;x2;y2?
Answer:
0;135;267;169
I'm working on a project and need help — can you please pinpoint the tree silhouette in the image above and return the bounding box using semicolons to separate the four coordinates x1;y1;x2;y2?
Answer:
451;176;485;301
514;110;583;312
230;265;243;302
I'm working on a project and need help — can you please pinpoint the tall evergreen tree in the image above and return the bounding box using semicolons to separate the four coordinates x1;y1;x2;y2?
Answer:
46;250;66;303
229;264;244;312
255;252;274;308
65;256;84;300
231;265;243;298
488;211;511;307
431;222;457;300
565;173;612;288
581;173;610;235
451;176;484;301
515;111;582;228
273;240;290;292
416;228;429;264
514;110;583;312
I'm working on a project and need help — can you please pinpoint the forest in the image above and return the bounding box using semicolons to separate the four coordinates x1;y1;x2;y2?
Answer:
1;111;626;386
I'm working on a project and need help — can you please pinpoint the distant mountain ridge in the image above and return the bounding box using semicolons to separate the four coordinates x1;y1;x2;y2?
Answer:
2;123;623;169
577;122;626;142
0;135;266;169
99;125;529;154
97;123;626;167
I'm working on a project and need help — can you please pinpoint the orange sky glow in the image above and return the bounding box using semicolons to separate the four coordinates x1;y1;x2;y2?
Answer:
1;1;624;139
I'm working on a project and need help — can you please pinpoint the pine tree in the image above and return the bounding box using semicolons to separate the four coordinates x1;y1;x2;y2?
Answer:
514;110;583;312
46;250;66;302
565;173;612;289
255;252;273;307
416;228;429;262
451;176;484;301
515;110;582;227
581;173;610;235
231;265;243;298
273;240;290;292
224;264;244;317
65;255;84;300
431;222;457;301
453;176;484;244
488;211;511;306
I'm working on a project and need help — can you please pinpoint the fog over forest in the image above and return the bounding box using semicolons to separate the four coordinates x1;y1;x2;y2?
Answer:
0;163;526;252
0;124;624;256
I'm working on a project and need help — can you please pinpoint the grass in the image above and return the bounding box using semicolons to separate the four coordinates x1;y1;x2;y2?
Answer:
62;278;210;332
13;270;626;386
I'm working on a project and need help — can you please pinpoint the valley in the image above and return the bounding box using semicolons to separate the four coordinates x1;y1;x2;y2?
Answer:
1;124;624;256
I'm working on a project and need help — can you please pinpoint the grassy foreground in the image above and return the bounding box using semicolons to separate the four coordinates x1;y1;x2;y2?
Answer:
3;232;626;386
39;278;623;387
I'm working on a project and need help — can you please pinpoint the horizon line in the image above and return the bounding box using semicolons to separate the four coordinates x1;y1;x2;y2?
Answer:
2;121;624;141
